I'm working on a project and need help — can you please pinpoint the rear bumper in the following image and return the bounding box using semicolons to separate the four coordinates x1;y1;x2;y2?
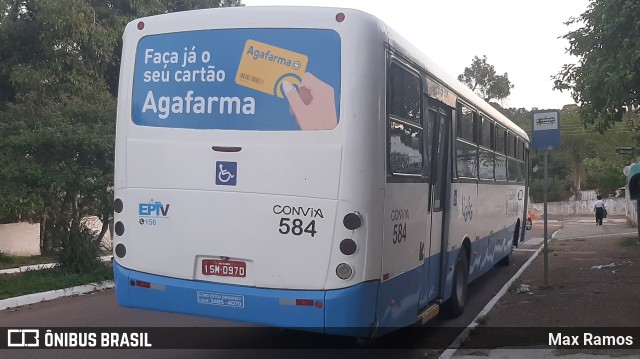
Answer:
114;261;378;337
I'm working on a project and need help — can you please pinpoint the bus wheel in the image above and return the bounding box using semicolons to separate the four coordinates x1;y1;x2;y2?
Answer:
496;249;511;266
511;220;521;247
442;250;468;318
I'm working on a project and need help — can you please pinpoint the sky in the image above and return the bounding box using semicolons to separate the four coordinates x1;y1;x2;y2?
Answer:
242;0;591;110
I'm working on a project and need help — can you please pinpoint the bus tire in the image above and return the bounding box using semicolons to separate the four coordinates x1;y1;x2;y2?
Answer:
511;220;521;247
496;249;511;266
442;250;468;318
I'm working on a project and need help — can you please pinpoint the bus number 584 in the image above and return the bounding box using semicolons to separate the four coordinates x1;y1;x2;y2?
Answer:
393;223;406;244
278;218;317;237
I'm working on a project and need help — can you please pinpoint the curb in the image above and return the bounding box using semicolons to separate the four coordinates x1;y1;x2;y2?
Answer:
0;255;112;275
574;219;627;223
0;281;115;311
553;231;638;241
532;219;626;224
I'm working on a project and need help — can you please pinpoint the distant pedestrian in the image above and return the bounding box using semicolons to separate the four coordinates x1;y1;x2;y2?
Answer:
594;195;606;225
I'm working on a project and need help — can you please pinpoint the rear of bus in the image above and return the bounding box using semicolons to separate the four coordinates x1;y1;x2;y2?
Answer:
113;7;388;336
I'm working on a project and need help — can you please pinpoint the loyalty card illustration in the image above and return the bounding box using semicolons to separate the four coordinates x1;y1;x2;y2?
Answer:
133;28;340;131
235;39;308;98
235;40;337;130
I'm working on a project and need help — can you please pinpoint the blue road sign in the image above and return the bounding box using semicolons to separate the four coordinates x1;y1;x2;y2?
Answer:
531;110;560;150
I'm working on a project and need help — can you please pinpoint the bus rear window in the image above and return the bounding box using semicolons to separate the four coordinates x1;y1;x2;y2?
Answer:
132;28;341;131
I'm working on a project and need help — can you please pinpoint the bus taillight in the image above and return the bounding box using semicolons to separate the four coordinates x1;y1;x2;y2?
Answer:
114;198;123;213
339;239;357;255
115;221;125;236
295;299;313;306
135;280;151;288
115;243;126;258
343;212;362;230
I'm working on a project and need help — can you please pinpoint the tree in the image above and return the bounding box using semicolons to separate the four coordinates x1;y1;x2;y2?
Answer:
458;55;514;102
0;0;242;271
558;107;595;199
584;157;626;198
527;106;633;201
554;0;640;134
582;112;635;196
529;176;571;203
489;103;531;131
0;0;122;259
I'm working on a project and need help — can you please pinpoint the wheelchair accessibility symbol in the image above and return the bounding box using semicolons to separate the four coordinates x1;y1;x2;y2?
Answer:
216;161;237;186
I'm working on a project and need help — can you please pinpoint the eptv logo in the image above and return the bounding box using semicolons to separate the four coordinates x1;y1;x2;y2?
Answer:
138;200;170;217
7;329;40;347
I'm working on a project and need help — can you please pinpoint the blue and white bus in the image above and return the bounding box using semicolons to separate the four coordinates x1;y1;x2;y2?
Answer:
113;6;529;338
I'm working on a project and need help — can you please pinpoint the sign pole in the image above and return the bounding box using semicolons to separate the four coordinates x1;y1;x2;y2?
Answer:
637;200;640;240
543;150;549;286
532;109;559;288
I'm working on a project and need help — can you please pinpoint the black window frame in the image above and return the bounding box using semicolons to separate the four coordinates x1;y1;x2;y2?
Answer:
455;101;479;179
387;60;425;180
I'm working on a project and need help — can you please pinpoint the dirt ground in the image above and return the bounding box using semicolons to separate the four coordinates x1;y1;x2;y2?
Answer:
460;231;640;349
491;235;640;327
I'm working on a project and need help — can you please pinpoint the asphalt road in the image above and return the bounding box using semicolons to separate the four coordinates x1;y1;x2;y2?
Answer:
0;225;557;359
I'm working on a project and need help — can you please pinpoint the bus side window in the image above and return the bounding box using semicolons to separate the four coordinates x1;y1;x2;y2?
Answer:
456;103;476;143
495;126;507;181
389;121;423;175
455;103;477;179
388;62;424;177
517;138;526;183
479;116;495;181
506;132;518;182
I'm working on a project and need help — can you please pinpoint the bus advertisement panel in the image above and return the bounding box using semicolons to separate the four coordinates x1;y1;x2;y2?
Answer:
133;29;341;130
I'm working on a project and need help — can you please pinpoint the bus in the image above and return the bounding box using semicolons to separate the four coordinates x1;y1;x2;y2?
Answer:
113;6;529;338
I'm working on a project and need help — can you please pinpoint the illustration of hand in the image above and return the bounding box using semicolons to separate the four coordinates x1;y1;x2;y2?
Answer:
282;72;338;130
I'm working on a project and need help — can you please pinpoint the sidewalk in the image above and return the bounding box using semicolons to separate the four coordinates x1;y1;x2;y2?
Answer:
449;218;640;358
534;214;629;225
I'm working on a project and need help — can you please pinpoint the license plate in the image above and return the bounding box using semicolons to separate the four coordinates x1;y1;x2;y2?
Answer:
202;259;246;277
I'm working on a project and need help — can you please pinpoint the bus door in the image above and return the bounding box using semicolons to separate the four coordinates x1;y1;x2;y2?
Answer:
418;101;450;308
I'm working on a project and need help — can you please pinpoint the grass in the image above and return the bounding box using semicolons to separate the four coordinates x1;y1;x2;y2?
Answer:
619;237;640;247
0;252;58;270
541;247;555;254
0;264;113;300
